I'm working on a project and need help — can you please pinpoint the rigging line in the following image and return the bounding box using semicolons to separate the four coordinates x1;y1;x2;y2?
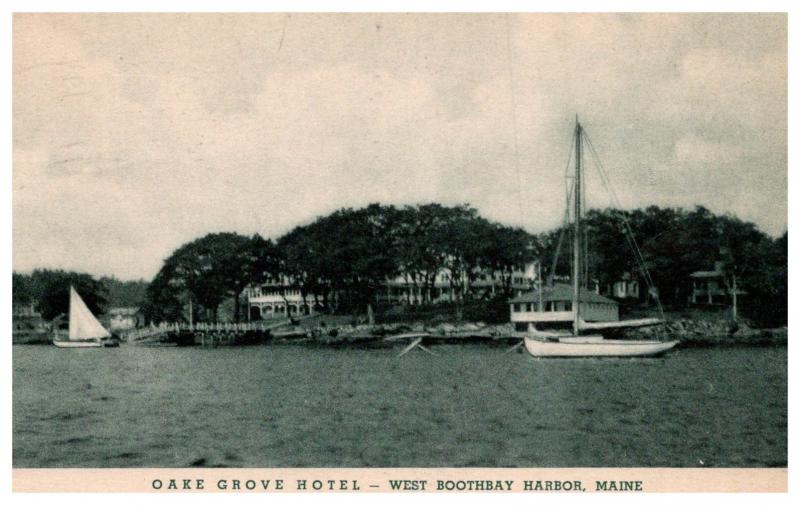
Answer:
582;131;666;322
585;141;653;295
549;129;576;284
581;129;589;288
586;146;654;296
503;13;525;224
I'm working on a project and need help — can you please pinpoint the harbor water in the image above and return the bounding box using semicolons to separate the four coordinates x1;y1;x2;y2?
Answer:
13;344;786;467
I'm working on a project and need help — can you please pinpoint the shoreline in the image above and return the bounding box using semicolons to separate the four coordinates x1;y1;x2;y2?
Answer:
12;317;787;348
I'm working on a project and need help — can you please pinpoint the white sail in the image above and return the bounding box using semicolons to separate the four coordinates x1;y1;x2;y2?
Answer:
68;287;110;340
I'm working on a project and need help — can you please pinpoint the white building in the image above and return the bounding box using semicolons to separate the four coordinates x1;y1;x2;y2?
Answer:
378;261;540;305
246;261;541;318
609;272;640;300
689;261;746;305
245;275;323;320
509;283;619;330
106;307;143;331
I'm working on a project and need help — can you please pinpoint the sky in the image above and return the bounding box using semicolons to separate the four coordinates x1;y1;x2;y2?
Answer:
12;13;787;281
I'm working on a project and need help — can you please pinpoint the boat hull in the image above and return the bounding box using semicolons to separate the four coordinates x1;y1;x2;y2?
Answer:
524;336;678;357
52;336;119;348
53;339;103;348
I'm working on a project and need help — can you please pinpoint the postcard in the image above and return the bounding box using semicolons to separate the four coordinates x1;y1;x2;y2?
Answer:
10;10;788;494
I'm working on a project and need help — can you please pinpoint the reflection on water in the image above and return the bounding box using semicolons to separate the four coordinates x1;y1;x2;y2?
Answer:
13;344;787;467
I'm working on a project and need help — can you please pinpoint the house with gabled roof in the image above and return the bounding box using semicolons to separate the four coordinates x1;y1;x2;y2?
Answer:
509;283;619;330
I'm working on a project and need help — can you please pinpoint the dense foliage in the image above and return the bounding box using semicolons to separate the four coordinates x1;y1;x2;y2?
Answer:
15;203;787;328
137;203;787;326
12;270;108;320
13;271;149;321
100;277;149;308
541;205;787;326
142;233;281;322
138;205;538;322
276;203;539;316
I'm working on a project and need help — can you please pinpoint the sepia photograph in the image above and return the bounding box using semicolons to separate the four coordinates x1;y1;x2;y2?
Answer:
9;8;789;493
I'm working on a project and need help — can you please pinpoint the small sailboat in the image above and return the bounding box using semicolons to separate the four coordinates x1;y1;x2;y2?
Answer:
524;119;678;358
53;286;119;348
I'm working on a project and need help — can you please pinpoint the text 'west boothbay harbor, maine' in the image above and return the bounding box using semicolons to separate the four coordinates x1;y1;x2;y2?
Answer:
11;11;788;494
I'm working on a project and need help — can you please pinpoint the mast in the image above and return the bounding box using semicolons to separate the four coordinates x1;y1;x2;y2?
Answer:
572;117;582;335
537;261;543;312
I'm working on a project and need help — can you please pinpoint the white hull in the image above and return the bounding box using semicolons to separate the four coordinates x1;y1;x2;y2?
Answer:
53;335;119;348
53;339;103;348
524;336;678;357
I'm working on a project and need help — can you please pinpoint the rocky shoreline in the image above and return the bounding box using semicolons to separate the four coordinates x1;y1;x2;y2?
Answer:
624;319;788;347
271;317;787;348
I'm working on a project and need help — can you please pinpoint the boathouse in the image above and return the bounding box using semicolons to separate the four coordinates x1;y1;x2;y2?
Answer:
509;283;619;329
106;307;143;331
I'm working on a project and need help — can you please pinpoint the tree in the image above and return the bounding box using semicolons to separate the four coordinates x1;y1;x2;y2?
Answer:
100;276;148;308
713;215;768;320
480;225;539;296
12;272;35;306
279;223;333;312
278;203;403;318
218;234;281;321
141;264;185;323
145;232;280;323
25;269;107;321
333;204;401;317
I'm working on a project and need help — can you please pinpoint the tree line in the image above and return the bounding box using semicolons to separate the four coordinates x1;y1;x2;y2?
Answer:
579;205;787;325
142;204;539;322
12;270;147;321
142;202;787;326
12;203;788;327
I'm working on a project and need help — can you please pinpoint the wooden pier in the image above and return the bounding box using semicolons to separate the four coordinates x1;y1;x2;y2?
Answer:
121;317;524;350
122;319;302;346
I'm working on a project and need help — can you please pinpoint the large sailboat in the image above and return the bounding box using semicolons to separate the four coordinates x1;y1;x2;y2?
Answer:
53;286;119;348
524;119;678;357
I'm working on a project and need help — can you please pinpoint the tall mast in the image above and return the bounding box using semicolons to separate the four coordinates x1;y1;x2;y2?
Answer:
572;117;582;335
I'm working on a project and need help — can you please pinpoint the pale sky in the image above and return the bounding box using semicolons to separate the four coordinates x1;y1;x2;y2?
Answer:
13;13;787;281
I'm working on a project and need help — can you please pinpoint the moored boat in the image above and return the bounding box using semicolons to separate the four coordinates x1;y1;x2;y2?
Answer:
524;337;678;357
524;118;677;358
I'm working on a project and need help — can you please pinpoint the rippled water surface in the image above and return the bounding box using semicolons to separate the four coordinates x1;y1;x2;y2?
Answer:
13;344;786;467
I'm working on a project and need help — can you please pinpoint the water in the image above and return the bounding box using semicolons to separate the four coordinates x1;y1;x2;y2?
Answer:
13;344;787;468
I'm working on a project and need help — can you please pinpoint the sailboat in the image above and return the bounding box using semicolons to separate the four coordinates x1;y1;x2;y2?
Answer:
524;119;678;357
53;286;119;348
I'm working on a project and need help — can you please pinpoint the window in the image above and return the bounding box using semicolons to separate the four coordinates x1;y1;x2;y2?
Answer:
513;303;521;312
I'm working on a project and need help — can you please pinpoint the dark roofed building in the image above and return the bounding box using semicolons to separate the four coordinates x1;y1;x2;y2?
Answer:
509;283;619;328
